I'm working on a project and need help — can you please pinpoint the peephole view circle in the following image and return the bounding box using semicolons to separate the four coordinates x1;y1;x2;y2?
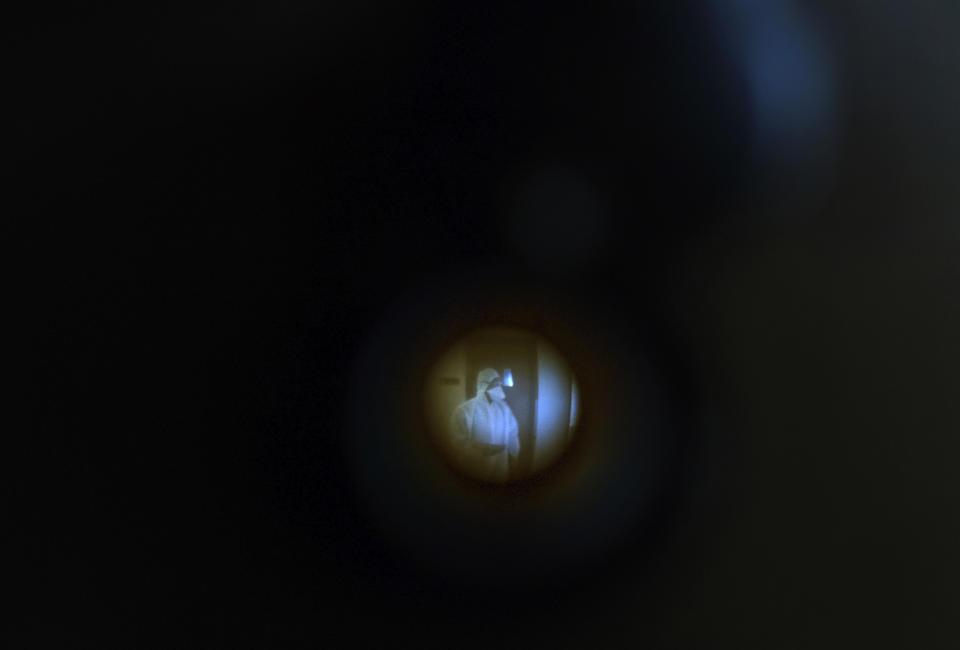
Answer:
424;327;580;483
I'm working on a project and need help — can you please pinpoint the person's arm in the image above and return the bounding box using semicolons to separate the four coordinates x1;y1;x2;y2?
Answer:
452;406;504;455
474;442;506;456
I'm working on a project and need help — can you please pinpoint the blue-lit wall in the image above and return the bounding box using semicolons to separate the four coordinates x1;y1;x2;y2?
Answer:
533;340;573;472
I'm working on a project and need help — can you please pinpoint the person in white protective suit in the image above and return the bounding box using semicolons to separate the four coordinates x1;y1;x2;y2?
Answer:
449;368;520;482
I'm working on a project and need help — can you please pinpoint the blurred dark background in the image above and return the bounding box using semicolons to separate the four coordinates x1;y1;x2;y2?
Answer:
18;0;960;647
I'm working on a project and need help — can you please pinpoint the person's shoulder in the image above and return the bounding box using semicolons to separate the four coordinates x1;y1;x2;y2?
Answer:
453;397;477;413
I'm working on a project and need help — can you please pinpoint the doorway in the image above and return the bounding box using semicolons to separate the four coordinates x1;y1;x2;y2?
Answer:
464;329;538;479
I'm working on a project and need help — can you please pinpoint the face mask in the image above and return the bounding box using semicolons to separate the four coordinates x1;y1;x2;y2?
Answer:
487;385;506;401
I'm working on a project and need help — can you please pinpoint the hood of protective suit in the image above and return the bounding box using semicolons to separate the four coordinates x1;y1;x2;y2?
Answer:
475;368;502;399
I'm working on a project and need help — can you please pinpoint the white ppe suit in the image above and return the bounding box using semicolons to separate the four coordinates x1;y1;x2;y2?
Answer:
450;368;520;483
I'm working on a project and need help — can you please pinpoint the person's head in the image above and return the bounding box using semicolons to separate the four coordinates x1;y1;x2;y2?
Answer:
476;368;506;402
486;377;506;402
